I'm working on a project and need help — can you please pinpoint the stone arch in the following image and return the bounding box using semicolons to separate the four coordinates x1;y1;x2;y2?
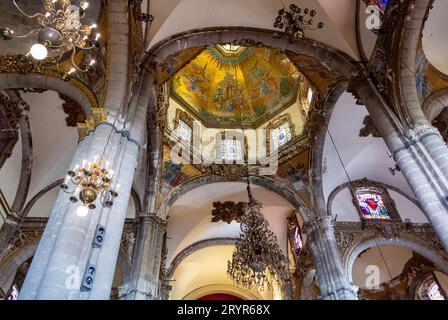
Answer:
167;237;237;280
182;284;259;300
327;178;424;217
157;174;312;222
145;28;356;220
145;27;358;80
0;243;37;290
398;0;433;125
344;235;448;283
0;73;96;115
423;88;448;121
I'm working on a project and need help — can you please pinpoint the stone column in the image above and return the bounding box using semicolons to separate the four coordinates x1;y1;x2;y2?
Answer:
119;214;166;300
304;216;358;300
18;123;134;299
352;77;448;250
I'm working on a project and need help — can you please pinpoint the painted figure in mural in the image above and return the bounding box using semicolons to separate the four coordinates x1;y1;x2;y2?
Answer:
181;62;210;101
285;162;308;192
213;71;247;114
163;161;186;187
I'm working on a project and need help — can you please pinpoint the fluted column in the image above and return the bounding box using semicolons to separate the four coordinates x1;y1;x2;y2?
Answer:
304;216;358;300
119;214;166;300
352;77;448;251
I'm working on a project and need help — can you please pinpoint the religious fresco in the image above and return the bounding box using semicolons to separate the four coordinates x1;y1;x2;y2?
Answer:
286;52;339;92
415;40;448;104
274;150;311;203
156;46;206;84
172;45;302;127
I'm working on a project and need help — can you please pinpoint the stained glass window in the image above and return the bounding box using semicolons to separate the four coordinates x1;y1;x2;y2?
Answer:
271;122;292;149
220;139;243;162
355;191;391;220
177;120;192;143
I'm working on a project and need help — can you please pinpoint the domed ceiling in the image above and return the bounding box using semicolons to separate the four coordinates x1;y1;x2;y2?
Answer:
172;45;303;128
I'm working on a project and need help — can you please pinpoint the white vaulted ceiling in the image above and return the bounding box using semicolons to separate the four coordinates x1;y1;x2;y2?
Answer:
423;0;448;75
145;0;359;58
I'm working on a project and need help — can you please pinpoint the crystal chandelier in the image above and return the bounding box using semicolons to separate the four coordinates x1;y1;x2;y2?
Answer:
227;179;290;290
61;156;118;217
273;3;324;41
0;0;100;76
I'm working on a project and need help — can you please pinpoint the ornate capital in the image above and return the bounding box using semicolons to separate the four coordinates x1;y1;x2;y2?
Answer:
405;123;443;142
140;213;167;227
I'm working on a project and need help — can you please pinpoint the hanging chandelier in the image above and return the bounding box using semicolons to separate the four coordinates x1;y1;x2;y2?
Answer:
61;156;118;217
0;0;100;75
227;178;290;290
273;3;324;41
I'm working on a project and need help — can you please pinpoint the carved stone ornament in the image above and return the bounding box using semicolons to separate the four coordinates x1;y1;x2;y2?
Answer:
359;115;381;138
59;93;87;127
334;221;446;259
211;201;247;223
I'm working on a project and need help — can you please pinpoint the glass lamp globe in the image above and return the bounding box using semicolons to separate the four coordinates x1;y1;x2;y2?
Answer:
30;43;48;60
76;205;89;217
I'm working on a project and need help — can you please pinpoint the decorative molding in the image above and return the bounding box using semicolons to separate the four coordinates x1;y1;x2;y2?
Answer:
0;217;137;266
334;221;446;260
0;55;99;110
58;93;87;127
76;108;108;139
359;115;381;138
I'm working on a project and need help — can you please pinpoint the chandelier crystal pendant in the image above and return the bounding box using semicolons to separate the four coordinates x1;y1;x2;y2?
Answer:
273;3;324;41
227;179;290;290
1;0;100;75
61;157;118;214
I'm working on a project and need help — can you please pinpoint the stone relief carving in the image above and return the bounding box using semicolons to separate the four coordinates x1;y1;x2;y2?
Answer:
334;221;446;259
211;201;247;223
359;115;381;138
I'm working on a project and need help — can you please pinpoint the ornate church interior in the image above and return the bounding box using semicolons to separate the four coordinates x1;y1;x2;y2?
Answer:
0;0;447;301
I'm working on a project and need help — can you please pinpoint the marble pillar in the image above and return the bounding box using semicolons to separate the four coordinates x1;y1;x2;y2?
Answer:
304;216;358;300
353;77;448;251
119;214;166;300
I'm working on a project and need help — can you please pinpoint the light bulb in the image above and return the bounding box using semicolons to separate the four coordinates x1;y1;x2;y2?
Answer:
90;23;97;29
81;2;89;10
95;33;100;41
30;43;48;60
89;59;96;66
68;67;76;75
76;205;89;217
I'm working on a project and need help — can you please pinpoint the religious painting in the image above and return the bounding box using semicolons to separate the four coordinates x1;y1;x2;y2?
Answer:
276;150;310;194
157;46;206;84
350;184;400;221
172;45;302;127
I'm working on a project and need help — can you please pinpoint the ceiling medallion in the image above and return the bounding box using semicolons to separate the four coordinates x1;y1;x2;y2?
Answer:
273;3;324;41
227;178;290;290
0;0;100;78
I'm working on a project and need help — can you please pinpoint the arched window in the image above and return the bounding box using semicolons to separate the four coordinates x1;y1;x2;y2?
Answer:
350;181;400;221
